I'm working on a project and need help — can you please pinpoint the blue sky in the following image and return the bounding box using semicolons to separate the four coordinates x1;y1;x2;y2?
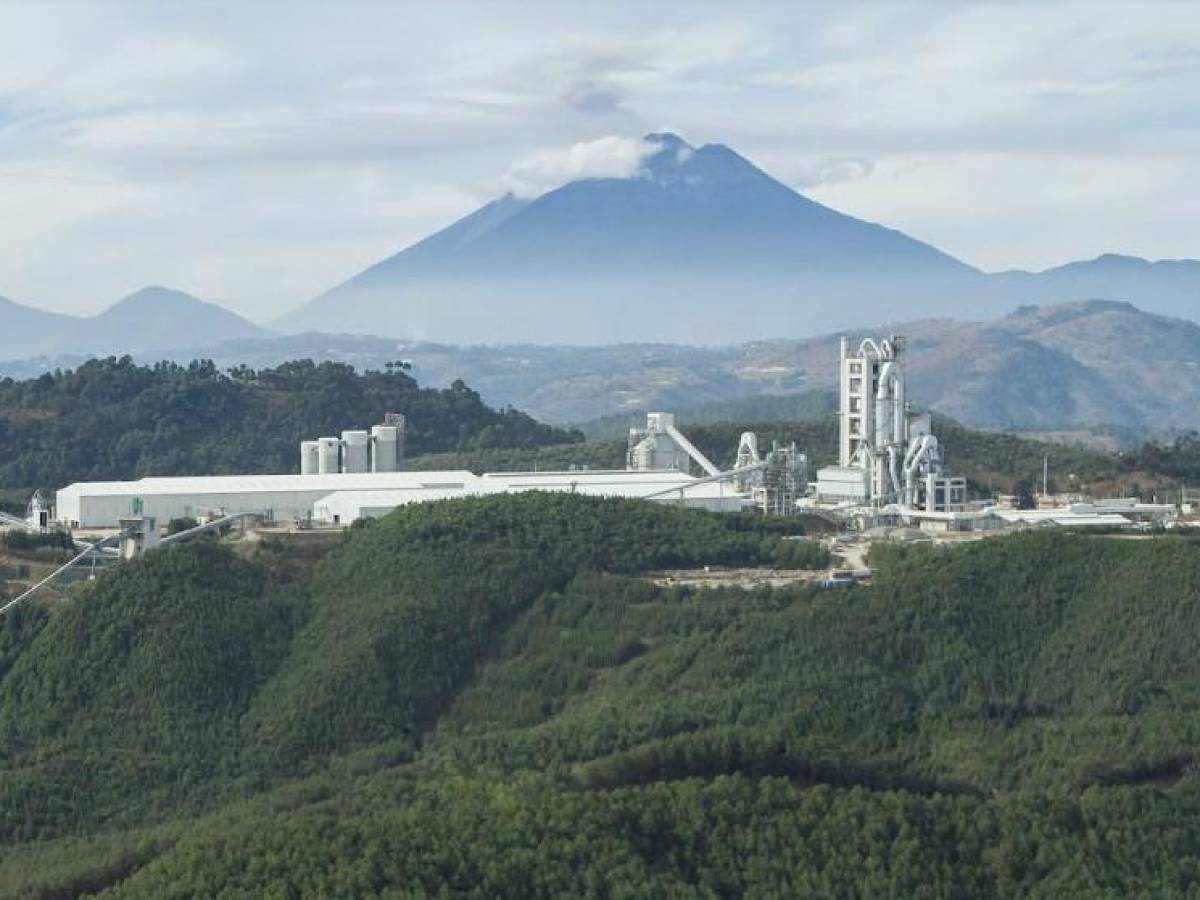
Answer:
0;1;1197;320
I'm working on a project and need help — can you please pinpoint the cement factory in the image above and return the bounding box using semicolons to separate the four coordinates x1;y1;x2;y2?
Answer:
39;335;1179;537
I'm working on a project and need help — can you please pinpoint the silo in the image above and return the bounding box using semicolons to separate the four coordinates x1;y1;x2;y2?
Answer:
300;440;320;475
371;425;399;472
317;437;341;474
384;412;407;471
341;430;370;473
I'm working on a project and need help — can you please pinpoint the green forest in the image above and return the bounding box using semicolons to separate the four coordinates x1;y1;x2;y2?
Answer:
0;357;579;494
2;492;1200;896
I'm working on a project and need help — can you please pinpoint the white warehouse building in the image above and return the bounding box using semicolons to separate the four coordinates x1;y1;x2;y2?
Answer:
56;472;478;528
312;469;744;524
58;467;749;529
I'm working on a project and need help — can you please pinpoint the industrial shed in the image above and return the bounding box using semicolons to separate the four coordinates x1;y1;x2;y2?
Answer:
56;472;478;528
478;470;747;512
57;467;749;528
313;470;748;524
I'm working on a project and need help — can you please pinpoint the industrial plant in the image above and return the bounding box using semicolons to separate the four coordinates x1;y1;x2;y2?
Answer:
812;335;968;522
33;334;1182;540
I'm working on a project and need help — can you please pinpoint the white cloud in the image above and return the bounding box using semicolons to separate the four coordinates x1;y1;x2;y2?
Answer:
498;135;661;198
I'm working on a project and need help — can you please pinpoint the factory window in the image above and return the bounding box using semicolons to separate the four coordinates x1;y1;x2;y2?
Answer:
849;418;861;435
849;397;861;412
850;378;862;392
849;439;860;457
849;362;862;374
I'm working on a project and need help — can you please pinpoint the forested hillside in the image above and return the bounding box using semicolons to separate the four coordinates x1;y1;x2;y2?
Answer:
3;494;1200;895
0;357;578;493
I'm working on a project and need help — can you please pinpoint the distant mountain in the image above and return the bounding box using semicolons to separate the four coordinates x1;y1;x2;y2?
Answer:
0;295;78;358
277;133;1199;344
277;133;980;343
0;286;268;360
81;286;268;353
992;254;1200;312
5;300;1197;434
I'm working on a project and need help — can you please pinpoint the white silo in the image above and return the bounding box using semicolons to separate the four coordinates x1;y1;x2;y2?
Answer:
341;430;370;473
371;425;399;472
317;437;341;474
300;440;320;475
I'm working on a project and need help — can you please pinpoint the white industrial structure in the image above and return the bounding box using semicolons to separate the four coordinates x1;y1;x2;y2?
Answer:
56;407;774;529
56;472;476;528
57;467;751;529
734;432;808;516
300;414;407;476
627;412;721;476
313;469;745;524
816;335;965;515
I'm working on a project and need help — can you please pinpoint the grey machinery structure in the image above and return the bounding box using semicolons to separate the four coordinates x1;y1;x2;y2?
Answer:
816;335;965;513
733;432;808;516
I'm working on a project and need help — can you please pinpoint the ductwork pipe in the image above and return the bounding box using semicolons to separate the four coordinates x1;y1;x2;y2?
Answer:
858;338;882;359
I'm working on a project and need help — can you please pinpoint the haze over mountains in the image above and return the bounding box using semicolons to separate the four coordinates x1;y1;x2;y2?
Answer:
0;286;266;360
3;299;1198;436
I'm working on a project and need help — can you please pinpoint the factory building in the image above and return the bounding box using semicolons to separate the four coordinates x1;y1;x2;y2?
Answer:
816;335;965;514
59;466;749;529
57;472;477;528
313;469;745;524
56;410;757;528
627;412;720;476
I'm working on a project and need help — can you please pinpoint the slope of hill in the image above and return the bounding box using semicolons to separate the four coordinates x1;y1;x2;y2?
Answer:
80;286;268;353
4;498;1200;895
0;286;268;361
0;295;79;359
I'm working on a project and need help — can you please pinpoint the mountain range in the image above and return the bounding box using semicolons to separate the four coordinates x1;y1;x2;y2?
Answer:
0;286;266;360
394;299;1200;433
2;298;1197;435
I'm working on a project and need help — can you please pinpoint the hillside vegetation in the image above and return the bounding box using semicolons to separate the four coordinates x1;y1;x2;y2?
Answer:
3;494;1200;895
0;356;579;494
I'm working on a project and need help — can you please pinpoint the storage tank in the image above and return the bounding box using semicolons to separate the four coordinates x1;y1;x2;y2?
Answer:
300;440;320;475
341;430;370;473
371;425;399;472
317;437;341;474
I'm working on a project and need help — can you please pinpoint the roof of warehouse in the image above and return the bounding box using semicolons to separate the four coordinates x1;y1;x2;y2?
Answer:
995;510;1133;526
58;471;481;496
57;468;746;502
480;470;695;484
